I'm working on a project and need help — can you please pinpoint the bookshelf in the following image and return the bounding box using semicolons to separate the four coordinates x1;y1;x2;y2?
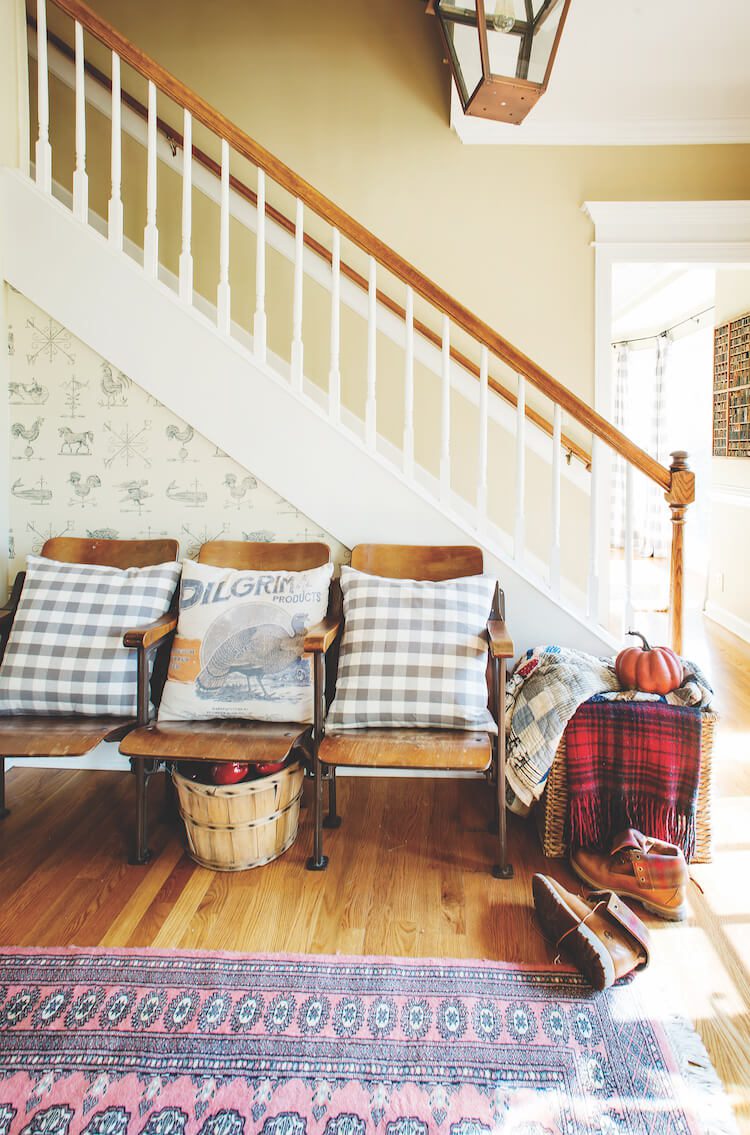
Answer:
713;312;750;457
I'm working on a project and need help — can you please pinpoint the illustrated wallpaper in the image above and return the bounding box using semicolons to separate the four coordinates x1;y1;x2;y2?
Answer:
5;288;350;585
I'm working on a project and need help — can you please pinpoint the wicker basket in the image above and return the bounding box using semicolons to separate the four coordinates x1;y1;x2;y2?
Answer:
536;709;717;864
172;761;304;871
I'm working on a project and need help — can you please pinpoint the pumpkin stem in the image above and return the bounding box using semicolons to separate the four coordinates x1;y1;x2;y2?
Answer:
626;630;651;651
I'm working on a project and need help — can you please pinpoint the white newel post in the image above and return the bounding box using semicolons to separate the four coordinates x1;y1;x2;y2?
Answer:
217;138;231;333
35;0;52;193
143;80;159;278
178;108;193;303
291;197;304;390
254;167;267;361
107;50;123;249
403;286;415;477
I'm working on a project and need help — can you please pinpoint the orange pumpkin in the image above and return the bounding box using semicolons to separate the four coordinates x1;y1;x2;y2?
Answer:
615;631;683;695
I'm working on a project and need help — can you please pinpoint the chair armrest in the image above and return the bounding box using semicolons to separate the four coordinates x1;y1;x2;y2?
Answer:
0;608;14;633
123;612;178;651
487;618;514;659
305;615;342;654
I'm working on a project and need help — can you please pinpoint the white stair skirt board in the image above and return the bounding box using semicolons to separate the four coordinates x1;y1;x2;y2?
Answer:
0;168;614;658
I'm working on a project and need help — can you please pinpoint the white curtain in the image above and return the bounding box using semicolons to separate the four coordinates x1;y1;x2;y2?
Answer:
637;334;671;558
611;336;671;558
610;344;629;549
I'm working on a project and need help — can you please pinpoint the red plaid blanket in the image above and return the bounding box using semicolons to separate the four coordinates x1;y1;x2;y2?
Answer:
565;698;702;858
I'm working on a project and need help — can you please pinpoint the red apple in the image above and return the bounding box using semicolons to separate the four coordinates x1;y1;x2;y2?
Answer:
256;760;286;776
211;762;249;785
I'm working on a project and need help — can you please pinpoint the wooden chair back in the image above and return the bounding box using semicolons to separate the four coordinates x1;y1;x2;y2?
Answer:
198;541;330;570
351;544;483;581
41;537;179;567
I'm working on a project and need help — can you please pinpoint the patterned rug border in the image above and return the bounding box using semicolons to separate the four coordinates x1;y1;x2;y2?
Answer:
0;945;739;1135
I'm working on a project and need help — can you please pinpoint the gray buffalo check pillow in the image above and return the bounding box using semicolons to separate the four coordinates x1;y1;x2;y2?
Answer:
326;566;497;732
0;555;181;716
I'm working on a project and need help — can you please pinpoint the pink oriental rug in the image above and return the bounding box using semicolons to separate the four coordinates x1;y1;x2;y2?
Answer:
0;948;735;1135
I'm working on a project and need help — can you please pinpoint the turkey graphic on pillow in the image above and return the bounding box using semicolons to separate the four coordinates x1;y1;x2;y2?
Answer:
196;604;308;702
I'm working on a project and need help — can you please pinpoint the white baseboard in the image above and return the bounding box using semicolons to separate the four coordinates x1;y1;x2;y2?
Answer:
704;601;750;645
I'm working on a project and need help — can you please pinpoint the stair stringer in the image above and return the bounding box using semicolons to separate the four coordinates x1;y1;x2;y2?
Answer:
0;168;615;659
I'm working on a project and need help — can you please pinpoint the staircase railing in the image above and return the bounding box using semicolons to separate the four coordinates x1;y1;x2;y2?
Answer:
27;0;695;650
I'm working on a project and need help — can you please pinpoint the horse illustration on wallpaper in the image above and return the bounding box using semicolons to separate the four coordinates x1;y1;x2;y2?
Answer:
59;426;94;455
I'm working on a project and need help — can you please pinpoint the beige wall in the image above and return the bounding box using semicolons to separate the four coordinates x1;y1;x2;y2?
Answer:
707;269;750;637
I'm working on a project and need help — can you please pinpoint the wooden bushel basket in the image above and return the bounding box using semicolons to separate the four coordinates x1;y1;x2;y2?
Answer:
172;761;304;871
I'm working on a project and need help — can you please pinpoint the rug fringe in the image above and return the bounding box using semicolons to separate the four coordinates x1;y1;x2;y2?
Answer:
660;1012;740;1135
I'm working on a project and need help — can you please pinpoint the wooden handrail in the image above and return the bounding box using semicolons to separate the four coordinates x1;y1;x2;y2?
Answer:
46;0;670;491
33;15;590;470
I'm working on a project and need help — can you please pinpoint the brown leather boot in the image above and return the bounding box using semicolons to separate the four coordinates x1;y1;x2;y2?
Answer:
532;874;650;991
571;829;689;921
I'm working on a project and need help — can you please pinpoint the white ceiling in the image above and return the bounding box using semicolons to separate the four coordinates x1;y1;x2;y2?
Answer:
611;265;716;343
450;0;750;145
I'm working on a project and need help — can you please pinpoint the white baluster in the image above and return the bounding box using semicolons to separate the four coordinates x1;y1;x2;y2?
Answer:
403;286;415;478
440;314;451;498
514;375;526;561
217;138;231;332
477;345;489;522
254;168;267;362
143;80;159;278
624;462;635;631
587;437;600;618
366;257;377;449
177;109;193;303
35;0;52;193
107;51;123;249
329;227;341;421
72;21;88;222
291;197;304;391
550;403;562;595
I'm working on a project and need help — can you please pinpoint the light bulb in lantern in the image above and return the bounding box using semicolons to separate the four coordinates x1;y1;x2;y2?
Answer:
490;0;515;32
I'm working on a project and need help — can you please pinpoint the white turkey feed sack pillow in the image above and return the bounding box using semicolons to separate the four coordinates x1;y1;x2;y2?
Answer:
158;558;333;724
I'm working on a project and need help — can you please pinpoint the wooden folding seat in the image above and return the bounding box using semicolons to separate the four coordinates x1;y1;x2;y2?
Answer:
120;540;336;864
0;536;179;835
305;544;515;877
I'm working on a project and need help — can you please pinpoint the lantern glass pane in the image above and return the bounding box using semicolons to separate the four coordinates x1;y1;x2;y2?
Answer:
438;2;484;103
528;0;565;83
486;24;521;79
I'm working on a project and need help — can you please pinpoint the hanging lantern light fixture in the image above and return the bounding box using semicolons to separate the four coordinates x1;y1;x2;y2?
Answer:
431;0;572;125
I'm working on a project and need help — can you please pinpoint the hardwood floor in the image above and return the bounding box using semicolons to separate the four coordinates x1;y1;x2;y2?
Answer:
1;616;748;1130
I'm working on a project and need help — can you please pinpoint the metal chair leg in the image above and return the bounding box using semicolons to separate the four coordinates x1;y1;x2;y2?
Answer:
492;658;513;880
306;753;328;871
323;766;341;829
130;758;153;865
0;758;9;819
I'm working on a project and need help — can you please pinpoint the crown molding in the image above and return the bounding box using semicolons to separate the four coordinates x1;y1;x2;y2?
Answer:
582;201;750;248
